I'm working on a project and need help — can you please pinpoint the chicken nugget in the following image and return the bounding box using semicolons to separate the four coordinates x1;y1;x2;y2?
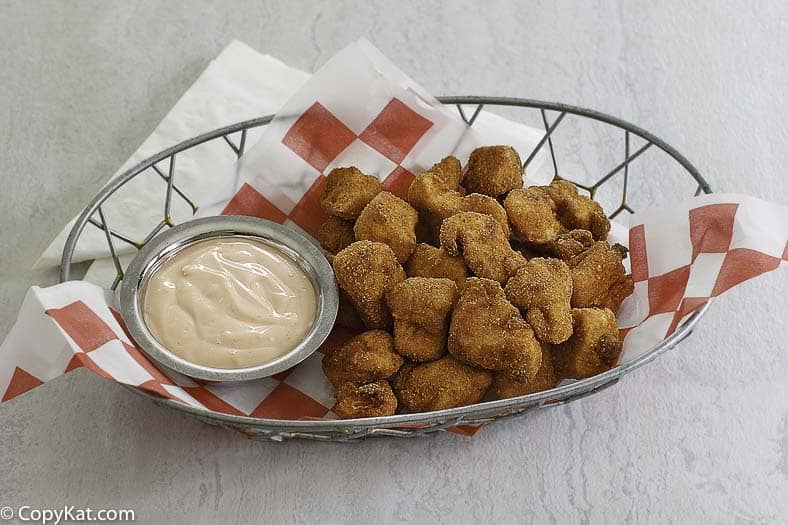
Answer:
393;356;492;412
408;160;509;242
354;191;419;263
316;216;355;254
408;160;463;215
464;146;524;197
549;229;595;260
459;193;510;238
448;278;542;382
493;343;559;398
321;330;404;386
386;277;459;362
504;187;566;246
332;380;397;419
428;155;463;190
567;242;634;312
333;241;406;329
554;307;622;379
439;212;525;283
405;243;469;289
320;166;384;220
504;257;573;344
546;180;610;240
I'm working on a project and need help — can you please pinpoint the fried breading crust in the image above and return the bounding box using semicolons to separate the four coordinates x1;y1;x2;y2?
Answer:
459;194;510;237
463;146;524;197
493;343;559;398
354;191;419;263
504;257;574;344
332;380;398;419
393;356;492;412
504;187;565;246
554;307;622;379
405;243;469;289
549;229;595;260
407;159;510;242
439;212;526;283
333;241;406;329
448;278;542;382
320;167;384;220
316;216;356;254
321;330;404;386
428;155;463;190
386;277;459;362
567;241;634;312
546;180;610;240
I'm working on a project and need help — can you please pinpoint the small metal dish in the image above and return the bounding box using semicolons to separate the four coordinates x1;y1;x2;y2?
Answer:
119;216;339;382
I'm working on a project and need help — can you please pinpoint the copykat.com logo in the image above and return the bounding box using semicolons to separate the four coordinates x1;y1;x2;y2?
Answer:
0;505;135;524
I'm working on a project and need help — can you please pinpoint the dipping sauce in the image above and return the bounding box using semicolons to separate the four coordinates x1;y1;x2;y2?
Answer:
142;236;317;369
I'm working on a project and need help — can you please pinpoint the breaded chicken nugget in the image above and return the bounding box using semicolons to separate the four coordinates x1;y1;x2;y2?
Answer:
459;194;510;237
606;277;635;313
554;308;622;379
464;146;524;197
567;242;634;312
332;380;397;419
407;165;462;219
549;229;595;260
439;212;526;283
428;155;463;190
321;330;404;386
354;191;419;263
407;168;462;244
405;243;469;289
504;187;565;246
448;278;542;382
546;180;610;240
407;160;510;242
333;241;406;329
504;257;573;344
493;343;559;398
320;166;383;220
316;216;355;254
386;277;459;362
393;356;492;412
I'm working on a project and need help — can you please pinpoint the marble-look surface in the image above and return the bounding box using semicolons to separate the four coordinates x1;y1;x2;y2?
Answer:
1;1;787;523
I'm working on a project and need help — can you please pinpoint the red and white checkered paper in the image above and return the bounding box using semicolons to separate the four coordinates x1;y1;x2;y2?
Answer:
1;41;786;438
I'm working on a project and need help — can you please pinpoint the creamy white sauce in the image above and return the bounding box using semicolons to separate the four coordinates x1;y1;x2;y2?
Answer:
143;237;317;369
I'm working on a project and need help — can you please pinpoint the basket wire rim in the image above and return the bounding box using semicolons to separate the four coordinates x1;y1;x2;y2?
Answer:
58;96;712;433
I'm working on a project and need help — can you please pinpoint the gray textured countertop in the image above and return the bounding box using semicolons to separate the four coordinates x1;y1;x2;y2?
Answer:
1;2;787;523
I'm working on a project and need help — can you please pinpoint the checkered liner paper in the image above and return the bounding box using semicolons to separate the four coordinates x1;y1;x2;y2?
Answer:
1;41;786;435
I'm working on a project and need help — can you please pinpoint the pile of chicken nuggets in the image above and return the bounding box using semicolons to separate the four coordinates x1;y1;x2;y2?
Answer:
315;146;634;419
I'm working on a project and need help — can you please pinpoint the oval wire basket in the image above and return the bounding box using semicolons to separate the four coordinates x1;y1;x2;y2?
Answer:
60;96;712;441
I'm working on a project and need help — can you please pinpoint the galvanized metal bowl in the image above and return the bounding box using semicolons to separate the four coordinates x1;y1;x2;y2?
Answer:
119;215;338;382
59;97;712;441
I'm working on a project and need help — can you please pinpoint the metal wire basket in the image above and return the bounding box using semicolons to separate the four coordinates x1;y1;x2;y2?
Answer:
59;96;712;441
